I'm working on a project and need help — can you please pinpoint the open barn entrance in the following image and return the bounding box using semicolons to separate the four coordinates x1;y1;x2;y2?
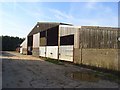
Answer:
27;35;33;55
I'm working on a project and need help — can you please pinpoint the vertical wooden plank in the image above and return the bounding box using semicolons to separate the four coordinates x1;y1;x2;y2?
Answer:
88;29;91;48
84;28;87;48
116;30;118;49
104;29;107;48
110;30;113;48
100;29;103;49
79;28;82;49
89;29;92;48
81;28;84;48
107;30;111;48
97;29;100;48
102;30;105;48
96;28;98;48
87;29;89;48
112;30;115;48
94;28;97;48
92;29;95;48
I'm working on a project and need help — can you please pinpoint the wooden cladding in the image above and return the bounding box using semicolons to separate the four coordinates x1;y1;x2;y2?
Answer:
40;26;58;46
40;31;46;37
79;28;118;49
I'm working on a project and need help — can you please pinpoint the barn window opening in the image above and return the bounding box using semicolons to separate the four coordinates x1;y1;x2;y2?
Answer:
60;35;74;45
40;31;46;46
47;27;58;46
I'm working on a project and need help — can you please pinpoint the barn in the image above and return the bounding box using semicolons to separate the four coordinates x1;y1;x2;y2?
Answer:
20;22;119;71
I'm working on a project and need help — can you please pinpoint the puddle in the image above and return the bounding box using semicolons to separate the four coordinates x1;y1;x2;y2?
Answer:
66;71;100;82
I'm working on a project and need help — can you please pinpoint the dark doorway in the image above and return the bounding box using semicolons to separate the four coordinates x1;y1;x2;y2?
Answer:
47;26;58;46
27;35;33;55
60;34;74;45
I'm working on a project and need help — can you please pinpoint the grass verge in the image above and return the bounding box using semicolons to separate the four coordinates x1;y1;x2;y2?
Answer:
40;57;64;65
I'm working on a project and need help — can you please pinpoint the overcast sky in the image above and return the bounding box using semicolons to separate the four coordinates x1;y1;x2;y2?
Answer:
0;0;119;38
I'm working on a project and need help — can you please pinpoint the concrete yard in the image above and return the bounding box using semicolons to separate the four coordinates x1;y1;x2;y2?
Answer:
0;51;119;88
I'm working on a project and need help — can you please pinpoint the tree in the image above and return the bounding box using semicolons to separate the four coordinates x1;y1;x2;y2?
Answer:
1;36;25;51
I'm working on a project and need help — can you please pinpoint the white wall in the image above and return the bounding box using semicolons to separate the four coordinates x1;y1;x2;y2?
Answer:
20;48;22;54
33;33;40;48
20;37;27;48
46;46;58;59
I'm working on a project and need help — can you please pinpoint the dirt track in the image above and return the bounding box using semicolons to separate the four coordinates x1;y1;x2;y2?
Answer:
1;51;119;88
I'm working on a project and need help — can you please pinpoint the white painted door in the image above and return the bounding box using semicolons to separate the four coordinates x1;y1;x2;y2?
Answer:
39;46;46;57
46;46;58;59
59;45;73;62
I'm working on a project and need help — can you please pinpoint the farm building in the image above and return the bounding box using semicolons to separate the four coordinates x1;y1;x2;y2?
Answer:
20;22;119;71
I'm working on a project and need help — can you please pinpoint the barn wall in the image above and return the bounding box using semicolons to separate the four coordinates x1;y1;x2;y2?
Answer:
74;49;119;71
32;48;39;57
59;25;79;48
58;25;79;61
74;26;119;71
22;48;27;55
59;45;73;62
74;48;81;64
33;33;40;47
20;38;27;54
79;26;118;49
21;38;27;48
33;33;40;56
39;46;46;57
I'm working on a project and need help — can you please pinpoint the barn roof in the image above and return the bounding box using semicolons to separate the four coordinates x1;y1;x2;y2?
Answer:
28;22;73;36
81;26;118;31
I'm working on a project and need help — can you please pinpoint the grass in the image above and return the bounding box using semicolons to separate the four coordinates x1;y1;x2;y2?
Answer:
41;57;64;65
94;71;120;84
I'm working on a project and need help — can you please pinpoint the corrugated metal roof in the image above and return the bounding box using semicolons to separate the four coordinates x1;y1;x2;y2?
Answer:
28;22;73;36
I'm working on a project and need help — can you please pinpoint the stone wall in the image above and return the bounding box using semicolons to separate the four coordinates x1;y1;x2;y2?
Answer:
32;48;39;57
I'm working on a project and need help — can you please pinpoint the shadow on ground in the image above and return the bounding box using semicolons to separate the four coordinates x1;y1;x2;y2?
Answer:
1;51;16;57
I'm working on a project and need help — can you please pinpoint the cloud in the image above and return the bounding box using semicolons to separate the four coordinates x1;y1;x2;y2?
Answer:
48;8;74;21
44;2;117;27
0;2;118;38
85;2;98;9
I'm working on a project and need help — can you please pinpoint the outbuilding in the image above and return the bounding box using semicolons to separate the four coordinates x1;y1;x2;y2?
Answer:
20;22;119;71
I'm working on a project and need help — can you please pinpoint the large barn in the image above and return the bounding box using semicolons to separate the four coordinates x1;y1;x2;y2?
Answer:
20;22;119;71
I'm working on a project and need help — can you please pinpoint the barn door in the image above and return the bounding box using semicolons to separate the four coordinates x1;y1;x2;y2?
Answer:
39;46;46;57
59;35;74;62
